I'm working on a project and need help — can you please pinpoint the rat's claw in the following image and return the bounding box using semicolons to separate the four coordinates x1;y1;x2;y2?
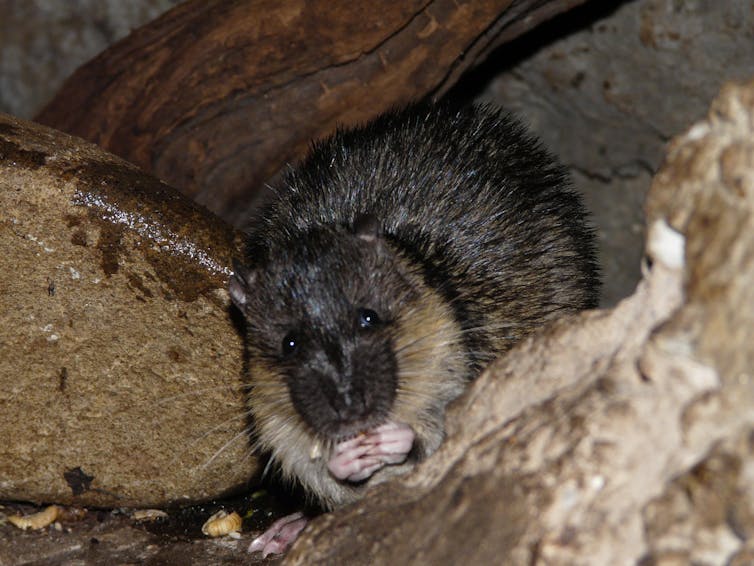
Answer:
332;435;369;456
328;421;416;482
343;458;385;482
248;512;308;557
362;422;415;461
328;441;375;480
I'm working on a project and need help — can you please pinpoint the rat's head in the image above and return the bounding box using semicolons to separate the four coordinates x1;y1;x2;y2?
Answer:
231;217;424;444
230;215;470;472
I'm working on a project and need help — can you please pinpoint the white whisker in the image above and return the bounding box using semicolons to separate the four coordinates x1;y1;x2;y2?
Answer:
153;382;251;406
199;427;252;470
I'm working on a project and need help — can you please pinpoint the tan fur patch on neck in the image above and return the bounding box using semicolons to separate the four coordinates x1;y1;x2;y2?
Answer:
391;284;469;455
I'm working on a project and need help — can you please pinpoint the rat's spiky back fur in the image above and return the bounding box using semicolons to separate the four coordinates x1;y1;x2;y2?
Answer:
248;104;599;366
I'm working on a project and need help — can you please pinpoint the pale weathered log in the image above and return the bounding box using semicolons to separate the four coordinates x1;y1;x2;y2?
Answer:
36;0;588;226
0;113;256;507
283;79;754;565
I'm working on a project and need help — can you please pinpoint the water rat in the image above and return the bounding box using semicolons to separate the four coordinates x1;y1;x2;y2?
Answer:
229;103;599;555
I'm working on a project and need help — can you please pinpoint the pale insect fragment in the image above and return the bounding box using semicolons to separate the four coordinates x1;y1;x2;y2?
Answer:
131;509;169;522
8;505;61;530
202;510;243;537
309;439;323;460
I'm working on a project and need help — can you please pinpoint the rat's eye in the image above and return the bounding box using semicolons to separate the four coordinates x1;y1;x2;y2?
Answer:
281;332;299;356
358;308;381;329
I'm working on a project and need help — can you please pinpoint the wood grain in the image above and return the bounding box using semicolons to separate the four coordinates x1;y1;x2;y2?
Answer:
37;0;588;225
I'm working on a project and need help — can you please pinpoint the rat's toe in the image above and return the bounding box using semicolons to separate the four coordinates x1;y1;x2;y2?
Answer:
248;512;308;557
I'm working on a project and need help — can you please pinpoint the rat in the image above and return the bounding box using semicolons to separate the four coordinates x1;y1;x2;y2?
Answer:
229;103;600;556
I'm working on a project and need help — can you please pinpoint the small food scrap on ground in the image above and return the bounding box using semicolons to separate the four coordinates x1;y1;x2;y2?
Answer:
7;505;61;530
131;509;168;522
201;510;242;538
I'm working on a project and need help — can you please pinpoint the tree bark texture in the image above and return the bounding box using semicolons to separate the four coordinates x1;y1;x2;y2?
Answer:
36;0;589;226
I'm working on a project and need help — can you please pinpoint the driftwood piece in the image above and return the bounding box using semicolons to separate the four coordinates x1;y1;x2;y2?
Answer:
282;79;754;565
0;113;256;507
36;0;588;226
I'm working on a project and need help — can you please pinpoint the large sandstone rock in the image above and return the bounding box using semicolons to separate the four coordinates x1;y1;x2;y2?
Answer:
284;79;754;565
0;114;258;507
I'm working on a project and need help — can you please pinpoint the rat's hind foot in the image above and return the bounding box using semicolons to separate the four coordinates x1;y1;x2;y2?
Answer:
248;511;308;557
328;421;415;482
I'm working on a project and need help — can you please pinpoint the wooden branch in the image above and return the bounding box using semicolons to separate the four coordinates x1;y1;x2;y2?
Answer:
37;0;588;226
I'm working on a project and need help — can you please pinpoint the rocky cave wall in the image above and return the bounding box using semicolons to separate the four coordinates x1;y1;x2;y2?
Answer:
0;0;180;119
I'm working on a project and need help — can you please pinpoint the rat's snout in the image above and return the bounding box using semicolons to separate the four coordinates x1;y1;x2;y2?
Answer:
289;333;397;439
330;361;370;423
331;380;368;422
319;340;370;423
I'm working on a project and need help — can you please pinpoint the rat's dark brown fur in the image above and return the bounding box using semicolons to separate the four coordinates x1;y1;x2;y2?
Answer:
230;104;599;509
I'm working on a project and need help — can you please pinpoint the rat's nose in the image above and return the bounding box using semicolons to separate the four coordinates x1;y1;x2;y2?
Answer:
331;381;367;422
320;339;367;421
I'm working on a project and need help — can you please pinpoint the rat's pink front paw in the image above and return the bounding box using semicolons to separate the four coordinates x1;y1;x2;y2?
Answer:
248;512;308;557
328;421;415;482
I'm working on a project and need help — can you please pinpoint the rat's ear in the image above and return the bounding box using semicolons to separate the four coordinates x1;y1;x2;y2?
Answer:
229;258;256;308
353;213;381;243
